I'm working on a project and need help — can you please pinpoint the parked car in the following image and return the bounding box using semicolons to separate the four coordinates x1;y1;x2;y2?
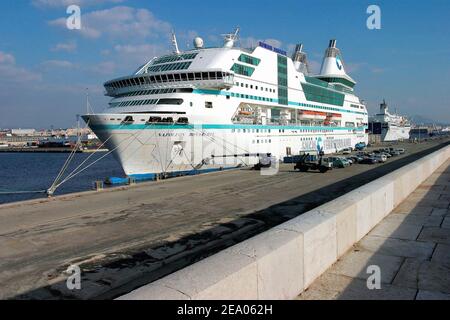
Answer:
340;157;352;166
373;154;387;163
390;150;401;156
342;148;352;155
355;142;366;151
360;157;378;164
397;148;405;154
329;157;350;168
349;155;363;163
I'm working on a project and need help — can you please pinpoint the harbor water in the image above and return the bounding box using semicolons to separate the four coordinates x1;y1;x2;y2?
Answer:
0;152;124;204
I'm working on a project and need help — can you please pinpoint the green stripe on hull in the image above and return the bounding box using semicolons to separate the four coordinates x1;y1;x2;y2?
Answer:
191;89;367;116
91;123;367;131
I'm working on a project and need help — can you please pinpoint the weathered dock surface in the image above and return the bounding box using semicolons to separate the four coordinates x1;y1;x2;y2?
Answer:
0;138;448;299
298;159;450;300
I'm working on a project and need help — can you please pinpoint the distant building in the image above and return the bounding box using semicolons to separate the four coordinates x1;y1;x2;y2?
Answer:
11;129;36;136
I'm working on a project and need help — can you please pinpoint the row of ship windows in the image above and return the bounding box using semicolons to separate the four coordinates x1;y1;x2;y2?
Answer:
109;98;184;108
230;64;255;77
114;88;193;98
107;71;231;90
229;85;366;115
301;83;345;107
350;104;365;110
235;81;276;93
230;128;338;134
151;53;198;65
232;81;364;114
252;139;272;144
147;61;192;73
109;91;365;117
238;54;261;66
119;88;175;98
227;92;357;116
230;92;275;102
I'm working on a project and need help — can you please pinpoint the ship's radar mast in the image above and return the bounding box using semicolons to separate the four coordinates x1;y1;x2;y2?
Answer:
171;31;180;54
223;27;240;48
381;99;388;112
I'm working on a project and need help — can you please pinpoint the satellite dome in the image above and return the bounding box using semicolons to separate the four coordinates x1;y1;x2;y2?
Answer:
193;37;204;49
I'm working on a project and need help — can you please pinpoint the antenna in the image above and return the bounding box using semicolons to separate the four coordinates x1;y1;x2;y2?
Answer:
233;27;240;39
86;88;89;115
85;88;94;115
171;31;180;54
222;27;240;48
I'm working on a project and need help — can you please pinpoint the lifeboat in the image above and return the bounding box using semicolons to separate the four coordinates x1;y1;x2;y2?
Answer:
328;113;342;121
298;110;327;120
238;110;252;116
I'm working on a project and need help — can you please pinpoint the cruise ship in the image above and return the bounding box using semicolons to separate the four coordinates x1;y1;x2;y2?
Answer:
369;100;411;141
83;29;368;178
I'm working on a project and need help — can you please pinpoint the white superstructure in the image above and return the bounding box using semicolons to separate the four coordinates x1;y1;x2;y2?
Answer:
369;100;411;141
83;30;368;178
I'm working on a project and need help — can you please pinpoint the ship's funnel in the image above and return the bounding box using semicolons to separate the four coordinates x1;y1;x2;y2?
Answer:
319;39;347;76
318;39;356;88
292;43;310;74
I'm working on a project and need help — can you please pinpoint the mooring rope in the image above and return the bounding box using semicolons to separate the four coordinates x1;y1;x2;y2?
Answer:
0;189;47;195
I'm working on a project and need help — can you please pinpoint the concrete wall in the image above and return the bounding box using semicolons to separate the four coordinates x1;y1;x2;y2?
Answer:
118;145;450;300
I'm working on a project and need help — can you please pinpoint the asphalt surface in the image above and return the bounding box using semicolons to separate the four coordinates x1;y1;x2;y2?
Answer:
0;137;448;299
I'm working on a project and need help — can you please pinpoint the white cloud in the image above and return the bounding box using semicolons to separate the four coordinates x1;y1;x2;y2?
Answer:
32;0;124;8
345;62;366;74
307;60;322;74
371;67;386;74
239;36;259;49
51;40;77;52
49;6;172;40
90;61;116;75
41;60;76;68
0;51;41;83
0;52;15;64
114;43;169;66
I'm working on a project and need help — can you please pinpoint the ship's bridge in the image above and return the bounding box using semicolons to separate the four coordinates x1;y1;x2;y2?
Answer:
104;68;234;97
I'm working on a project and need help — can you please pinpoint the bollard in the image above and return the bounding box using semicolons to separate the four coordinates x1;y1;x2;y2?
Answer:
94;180;104;191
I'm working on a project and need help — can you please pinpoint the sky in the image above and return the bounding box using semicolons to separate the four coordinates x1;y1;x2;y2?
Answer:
0;0;449;129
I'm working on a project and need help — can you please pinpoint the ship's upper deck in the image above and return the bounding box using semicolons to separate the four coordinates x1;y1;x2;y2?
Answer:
102;30;366;117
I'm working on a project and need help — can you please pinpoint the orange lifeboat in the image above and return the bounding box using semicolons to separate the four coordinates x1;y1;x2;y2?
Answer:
298;110;327;120
327;113;342;121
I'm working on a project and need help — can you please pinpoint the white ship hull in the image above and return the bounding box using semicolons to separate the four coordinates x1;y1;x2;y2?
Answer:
382;125;411;142
88;116;367;177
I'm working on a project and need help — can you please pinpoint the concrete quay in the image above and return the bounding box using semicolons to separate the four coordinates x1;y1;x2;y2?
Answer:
0;139;448;299
120;142;450;300
298;159;450;300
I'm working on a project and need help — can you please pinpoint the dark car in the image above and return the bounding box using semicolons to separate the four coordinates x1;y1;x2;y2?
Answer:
360;157;379;164
349;155;363;163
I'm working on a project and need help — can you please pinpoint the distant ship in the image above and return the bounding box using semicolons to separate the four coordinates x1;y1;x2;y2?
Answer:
83;29;368;178
369;100;411;141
